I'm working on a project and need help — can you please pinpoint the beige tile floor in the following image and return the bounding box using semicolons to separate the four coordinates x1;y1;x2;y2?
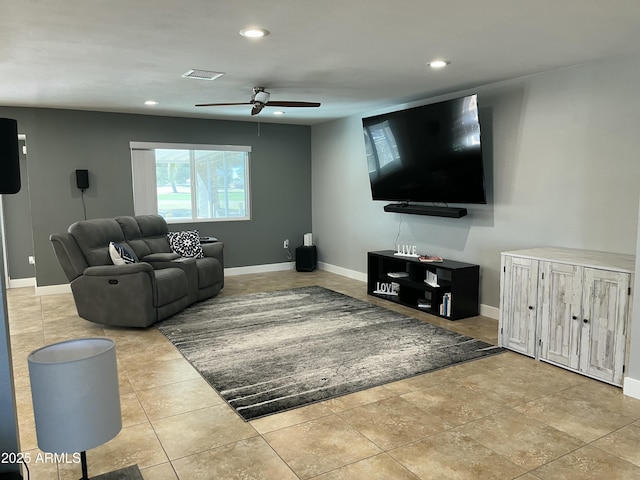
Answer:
6;270;640;479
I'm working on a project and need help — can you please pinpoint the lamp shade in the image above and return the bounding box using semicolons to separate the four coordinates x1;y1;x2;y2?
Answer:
28;338;122;453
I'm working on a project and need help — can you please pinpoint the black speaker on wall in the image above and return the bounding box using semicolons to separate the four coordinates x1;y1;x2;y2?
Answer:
0;118;21;194
76;169;89;190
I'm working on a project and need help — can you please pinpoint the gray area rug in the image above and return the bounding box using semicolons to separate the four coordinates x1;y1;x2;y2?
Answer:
157;286;504;420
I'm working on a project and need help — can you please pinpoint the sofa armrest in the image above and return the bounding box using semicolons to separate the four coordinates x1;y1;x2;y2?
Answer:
50;232;89;281
140;252;181;262
201;241;224;268
83;263;154;276
71;263;159;327
144;257;195;269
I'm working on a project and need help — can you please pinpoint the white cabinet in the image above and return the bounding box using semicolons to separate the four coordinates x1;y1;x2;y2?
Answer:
500;248;634;386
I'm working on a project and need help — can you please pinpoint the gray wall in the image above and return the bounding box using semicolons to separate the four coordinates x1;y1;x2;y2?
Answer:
3;139;35;280
311;51;640;390
0;108;312;286
311;52;640;311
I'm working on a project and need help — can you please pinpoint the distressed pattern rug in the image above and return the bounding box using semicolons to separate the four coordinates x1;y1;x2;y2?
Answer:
157;286;504;420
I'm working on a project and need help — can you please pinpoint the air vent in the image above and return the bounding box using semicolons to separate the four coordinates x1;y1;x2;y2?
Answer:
181;69;224;81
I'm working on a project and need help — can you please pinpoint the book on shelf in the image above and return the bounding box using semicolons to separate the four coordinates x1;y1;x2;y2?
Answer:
424;270;439;287
419;255;444;263
439;292;452;317
417;300;431;309
387;272;409;278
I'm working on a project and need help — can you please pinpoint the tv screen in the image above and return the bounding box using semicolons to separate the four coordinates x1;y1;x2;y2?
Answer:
362;93;486;204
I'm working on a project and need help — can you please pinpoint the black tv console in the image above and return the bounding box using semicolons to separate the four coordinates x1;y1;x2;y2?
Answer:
383;203;468;218
367;250;479;320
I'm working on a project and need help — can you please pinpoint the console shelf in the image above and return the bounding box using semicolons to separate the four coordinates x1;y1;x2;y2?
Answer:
367;250;480;320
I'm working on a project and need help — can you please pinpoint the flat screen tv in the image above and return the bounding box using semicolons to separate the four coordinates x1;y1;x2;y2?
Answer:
362;93;486;204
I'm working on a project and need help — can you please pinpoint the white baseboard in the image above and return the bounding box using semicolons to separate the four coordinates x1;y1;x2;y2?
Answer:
317;262;367;282
225;261;295;276
8;277;35;289
32;262;298;295
480;304;499;320
30;264;298;295
623;376;640;400
28;262;500;322
34;283;72;296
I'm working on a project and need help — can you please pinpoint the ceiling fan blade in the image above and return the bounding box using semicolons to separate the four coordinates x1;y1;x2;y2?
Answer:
196;89;321;114
265;101;321;108
195;102;252;107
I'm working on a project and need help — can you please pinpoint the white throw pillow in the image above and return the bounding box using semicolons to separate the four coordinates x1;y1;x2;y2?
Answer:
108;241;138;265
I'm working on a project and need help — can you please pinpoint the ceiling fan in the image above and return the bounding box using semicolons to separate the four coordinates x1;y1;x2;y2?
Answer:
195;87;321;115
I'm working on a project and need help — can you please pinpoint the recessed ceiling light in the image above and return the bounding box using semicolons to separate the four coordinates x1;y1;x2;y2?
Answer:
239;28;270;38
144;100;158;106
427;60;451;69
273;111;285;115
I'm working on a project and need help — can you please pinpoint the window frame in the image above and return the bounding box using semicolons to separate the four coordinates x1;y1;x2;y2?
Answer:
130;141;251;224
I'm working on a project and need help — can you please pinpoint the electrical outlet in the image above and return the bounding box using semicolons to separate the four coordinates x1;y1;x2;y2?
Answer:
28;256;35;265
283;239;289;249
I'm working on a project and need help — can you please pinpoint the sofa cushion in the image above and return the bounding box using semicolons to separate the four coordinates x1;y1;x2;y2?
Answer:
69;218;126;266
135;215;172;253
115;216;152;259
195;257;220;288
109;241;139;265
153;267;189;307
168;231;204;258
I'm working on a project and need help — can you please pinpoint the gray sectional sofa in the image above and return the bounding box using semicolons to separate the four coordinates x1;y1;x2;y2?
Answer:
50;215;224;327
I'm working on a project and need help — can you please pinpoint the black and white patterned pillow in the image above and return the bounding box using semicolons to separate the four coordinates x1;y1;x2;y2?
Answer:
109;241;139;265
167;231;204;258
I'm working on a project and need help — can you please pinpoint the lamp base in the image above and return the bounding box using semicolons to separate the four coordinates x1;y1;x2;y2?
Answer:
0;473;23;480
85;465;143;480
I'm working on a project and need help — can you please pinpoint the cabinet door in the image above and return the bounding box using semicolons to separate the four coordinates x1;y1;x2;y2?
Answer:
500;255;539;357
580;268;630;385
538;262;582;370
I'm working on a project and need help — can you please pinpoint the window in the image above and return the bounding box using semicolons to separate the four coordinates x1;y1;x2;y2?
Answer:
130;142;251;222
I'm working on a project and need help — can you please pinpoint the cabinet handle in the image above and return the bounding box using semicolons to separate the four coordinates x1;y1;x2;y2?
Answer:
528;306;534;310
572;315;578;320
583;318;589;324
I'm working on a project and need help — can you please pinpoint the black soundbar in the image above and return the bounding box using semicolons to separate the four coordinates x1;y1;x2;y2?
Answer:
383;203;468;218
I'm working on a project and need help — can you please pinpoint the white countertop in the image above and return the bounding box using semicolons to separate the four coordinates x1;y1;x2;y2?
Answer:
502;247;636;273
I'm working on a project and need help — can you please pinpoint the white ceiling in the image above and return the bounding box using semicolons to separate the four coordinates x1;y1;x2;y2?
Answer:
2;0;640;125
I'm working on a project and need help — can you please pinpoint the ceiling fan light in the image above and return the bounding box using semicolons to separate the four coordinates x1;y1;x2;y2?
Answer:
240;28;269;38
253;90;270;104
